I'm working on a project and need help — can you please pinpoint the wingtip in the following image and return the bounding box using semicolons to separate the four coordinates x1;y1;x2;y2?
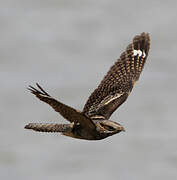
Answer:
27;85;37;94
132;32;150;55
36;82;40;88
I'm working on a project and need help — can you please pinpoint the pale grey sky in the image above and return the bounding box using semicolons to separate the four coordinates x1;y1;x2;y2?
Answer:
1;1;177;180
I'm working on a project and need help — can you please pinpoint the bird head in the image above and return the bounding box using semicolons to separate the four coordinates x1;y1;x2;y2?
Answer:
97;120;125;136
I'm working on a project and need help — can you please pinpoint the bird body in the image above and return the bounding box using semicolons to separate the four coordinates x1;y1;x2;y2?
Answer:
25;32;150;140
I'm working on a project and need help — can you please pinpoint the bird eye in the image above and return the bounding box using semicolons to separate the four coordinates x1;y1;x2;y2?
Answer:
100;123;115;131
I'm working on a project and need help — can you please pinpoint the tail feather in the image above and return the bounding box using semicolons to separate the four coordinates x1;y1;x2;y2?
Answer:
24;123;72;133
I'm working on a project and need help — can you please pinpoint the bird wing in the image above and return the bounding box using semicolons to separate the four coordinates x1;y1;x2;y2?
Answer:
83;32;150;120
28;83;96;132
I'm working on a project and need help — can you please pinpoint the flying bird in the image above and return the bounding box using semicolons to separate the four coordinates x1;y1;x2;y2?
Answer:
25;32;150;140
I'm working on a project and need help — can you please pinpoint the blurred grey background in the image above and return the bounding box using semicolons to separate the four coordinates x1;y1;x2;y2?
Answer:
1;0;177;180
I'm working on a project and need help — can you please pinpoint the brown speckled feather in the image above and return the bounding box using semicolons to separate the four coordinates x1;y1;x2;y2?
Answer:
83;32;150;119
25;32;150;140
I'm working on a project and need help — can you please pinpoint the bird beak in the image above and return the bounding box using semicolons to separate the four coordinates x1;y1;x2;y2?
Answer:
121;127;125;132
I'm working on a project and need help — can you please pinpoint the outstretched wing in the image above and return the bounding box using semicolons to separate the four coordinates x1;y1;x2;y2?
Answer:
83;32;150;120
28;83;96;132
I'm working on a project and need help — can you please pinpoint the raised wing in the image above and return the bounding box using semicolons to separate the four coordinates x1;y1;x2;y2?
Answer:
28;83;96;132
83;32;150;120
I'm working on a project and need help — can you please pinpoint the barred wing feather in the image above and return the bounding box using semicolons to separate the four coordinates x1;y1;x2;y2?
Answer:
83;32;150;120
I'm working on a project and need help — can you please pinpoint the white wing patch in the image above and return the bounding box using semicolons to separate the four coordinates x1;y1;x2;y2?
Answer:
87;93;124;116
102;93;123;105
133;49;146;58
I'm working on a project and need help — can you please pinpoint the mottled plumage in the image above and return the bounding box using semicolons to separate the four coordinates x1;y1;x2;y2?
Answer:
25;32;150;140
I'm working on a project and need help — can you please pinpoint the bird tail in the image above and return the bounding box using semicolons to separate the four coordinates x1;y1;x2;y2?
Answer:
24;123;72;133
